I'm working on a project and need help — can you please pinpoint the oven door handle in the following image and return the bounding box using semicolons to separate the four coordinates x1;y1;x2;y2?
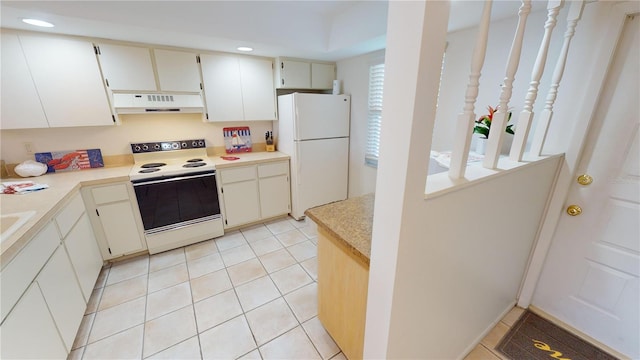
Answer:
132;172;214;186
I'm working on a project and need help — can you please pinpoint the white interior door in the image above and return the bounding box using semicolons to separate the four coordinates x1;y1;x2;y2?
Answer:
532;15;639;358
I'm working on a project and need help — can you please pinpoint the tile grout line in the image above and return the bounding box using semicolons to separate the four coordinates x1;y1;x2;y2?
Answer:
77;217;324;360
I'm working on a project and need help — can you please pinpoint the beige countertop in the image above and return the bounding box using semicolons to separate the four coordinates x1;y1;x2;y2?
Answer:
210;151;290;168
0;151;289;268
1;165;132;267
305;193;374;266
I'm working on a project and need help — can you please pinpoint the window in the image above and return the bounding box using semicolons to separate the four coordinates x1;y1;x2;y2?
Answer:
365;62;385;167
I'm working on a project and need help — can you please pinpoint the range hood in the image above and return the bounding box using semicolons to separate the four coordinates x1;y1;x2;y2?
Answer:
112;93;204;114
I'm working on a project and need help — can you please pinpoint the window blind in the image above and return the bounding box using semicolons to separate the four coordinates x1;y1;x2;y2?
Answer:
365;63;385;167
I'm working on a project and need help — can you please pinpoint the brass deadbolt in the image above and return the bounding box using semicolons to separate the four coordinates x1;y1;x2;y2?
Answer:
577;174;593;186
567;205;582;216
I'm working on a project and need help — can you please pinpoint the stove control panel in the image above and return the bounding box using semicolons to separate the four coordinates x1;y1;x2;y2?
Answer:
131;139;206;153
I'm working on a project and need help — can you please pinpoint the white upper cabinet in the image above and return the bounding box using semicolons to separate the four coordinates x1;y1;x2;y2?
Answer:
311;63;336;89
200;53;244;121
275;58;336;90
96;44;202;93
0;32;48;129
239;57;277;120
277;60;311;89
96;43;157;92
154;49;201;92
201;54;276;121
1;32;114;128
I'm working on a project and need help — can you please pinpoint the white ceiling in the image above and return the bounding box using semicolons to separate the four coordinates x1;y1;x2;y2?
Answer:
0;1;547;61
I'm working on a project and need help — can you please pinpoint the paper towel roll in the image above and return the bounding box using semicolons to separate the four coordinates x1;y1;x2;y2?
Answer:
332;80;342;95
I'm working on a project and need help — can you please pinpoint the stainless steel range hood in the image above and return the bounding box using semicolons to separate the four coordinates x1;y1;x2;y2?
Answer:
113;93;204;114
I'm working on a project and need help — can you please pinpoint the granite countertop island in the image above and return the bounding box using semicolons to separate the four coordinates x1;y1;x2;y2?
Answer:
305;193;374;266
306;193;374;360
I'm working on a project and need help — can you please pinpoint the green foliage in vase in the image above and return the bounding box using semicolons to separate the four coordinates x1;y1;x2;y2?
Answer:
473;105;515;139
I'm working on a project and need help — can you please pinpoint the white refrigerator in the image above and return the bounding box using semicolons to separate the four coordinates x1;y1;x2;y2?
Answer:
276;93;350;220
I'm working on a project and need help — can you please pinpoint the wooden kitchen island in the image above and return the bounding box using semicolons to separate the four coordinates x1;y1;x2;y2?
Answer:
305;193;374;360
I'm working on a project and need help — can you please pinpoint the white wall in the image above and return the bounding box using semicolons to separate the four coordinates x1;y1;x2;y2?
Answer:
337;49;383;197
0;114;271;163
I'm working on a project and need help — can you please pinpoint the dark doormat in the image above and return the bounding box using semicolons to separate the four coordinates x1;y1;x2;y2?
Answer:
496;310;619;360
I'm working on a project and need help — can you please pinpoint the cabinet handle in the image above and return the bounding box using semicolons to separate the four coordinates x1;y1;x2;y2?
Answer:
96;209;100;216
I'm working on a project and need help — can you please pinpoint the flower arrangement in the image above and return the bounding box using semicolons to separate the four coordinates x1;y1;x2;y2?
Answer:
474;105;514;139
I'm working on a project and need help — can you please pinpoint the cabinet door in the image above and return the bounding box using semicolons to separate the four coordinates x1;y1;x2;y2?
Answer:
97;201;146;257
279;60;311;89
222;180;260;228
96;43;157;91
18;34;113;127
0;283;67;359
154;49;201;92
0;221;59;323
240;57;276;120
259;175;291;219
36;246;86;352
200;53;244;121
64;214;104;301
311;63;336;90
0;32;48;129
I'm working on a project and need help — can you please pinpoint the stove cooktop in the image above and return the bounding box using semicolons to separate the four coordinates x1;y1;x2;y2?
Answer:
129;139;215;181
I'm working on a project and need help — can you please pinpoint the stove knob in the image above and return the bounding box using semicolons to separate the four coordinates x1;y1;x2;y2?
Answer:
133;145;141;152
181;142;188;149
198;140;205;147
153;144;161;150
192;141;198;147
142;144;149;151
172;143;180;149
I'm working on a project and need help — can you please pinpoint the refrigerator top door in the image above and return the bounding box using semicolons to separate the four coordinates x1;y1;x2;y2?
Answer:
293;93;350;140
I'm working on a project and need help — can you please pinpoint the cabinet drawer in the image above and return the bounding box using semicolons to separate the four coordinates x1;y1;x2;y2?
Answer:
54;193;85;238
220;166;256;184
258;161;289;178
0;221;59;323
91;184;129;204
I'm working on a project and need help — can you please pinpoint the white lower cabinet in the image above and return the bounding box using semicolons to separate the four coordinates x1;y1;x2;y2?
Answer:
258;162;291;219
0;283;68;359
36;246;87;352
82;182;147;259
218;160;291;228
55;193;103;301
219;165;261;228
64;214;103;300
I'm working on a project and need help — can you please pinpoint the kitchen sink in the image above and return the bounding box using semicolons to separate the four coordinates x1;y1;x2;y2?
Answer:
1;211;36;244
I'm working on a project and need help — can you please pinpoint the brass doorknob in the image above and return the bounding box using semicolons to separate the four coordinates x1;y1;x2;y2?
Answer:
567;205;582;216
577;174;593;186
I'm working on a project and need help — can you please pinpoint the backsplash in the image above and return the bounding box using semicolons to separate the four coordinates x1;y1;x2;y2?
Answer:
0;113;272;164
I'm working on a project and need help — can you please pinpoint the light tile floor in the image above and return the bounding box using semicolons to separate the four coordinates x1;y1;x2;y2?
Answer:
69;216;343;360
463;306;526;360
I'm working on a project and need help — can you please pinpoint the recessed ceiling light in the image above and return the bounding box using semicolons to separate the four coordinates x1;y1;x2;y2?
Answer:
237;46;253;52
21;18;55;27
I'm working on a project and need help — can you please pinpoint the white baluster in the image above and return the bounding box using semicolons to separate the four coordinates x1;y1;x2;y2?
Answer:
449;0;493;179
483;0;532;169
530;0;585;156
509;0;564;162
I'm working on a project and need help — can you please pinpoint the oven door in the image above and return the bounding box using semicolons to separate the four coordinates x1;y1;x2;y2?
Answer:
131;170;221;234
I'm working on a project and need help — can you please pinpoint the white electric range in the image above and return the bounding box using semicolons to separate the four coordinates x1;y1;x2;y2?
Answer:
129;139;223;254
